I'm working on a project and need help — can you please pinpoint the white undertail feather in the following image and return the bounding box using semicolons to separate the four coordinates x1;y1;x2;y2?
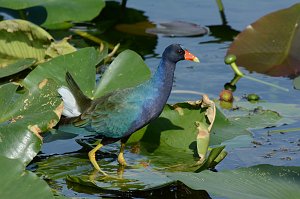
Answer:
57;86;81;117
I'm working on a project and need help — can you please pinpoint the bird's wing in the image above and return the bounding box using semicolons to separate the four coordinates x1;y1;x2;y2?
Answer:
78;87;147;138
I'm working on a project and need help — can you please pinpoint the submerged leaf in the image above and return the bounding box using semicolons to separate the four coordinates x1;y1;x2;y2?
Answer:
146;21;208;37
115;21;156;37
227;3;300;77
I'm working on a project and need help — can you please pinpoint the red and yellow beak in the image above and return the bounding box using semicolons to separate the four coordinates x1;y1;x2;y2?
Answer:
184;50;200;62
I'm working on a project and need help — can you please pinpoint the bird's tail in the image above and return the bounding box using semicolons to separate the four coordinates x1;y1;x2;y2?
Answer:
57;72;92;117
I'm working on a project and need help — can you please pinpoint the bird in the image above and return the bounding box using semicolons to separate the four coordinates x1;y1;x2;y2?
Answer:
58;44;199;176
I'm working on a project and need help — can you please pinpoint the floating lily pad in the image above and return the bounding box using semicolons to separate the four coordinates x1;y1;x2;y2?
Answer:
168;164;300;199
0;156;54;199
0;19;76;78
115;21;156;37
227;3;300;77
293;76;300;89
0;19;53;67
146;21;208;37
0;79;62;165
94;50;151;98
23;47;103;98
0;58;36;78
0;0;106;29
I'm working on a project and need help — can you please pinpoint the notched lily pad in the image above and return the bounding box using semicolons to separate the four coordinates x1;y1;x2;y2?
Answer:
0;78;62;165
94;49;151;98
146;21;208;37
0;19;53;67
168;164;300;199
0;19;76;78
0;0;106;29
227;3;300;77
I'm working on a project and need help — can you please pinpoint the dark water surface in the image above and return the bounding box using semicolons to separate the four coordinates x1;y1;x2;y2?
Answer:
125;0;300;104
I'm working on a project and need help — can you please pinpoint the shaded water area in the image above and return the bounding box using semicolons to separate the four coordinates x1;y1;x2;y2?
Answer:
29;0;300;198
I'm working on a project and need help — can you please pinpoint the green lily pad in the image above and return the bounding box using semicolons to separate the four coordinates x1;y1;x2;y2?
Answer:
0;156;54;199
0;0;105;29
168;164;300;199
294;76;300;89
94;49;151;98
0;58;36;78
194;146;226;173
0;19;76;78
227;3;300;77
0;19;53;67
23;47;103;98
0;79;62;165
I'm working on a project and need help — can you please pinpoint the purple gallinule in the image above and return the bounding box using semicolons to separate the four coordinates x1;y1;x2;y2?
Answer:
59;44;199;176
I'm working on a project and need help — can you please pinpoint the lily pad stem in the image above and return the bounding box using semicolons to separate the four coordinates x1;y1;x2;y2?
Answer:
243;75;289;92
73;30;115;50
230;61;244;76
225;54;289;92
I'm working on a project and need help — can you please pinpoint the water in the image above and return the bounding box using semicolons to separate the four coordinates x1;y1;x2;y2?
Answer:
124;0;300;104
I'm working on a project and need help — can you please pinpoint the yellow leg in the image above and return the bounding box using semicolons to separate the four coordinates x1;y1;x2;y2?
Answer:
88;143;108;176
117;142;127;166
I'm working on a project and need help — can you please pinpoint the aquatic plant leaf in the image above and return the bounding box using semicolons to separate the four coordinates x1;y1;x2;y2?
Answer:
146;21;208;37
115;21;156;37
0;79;62;165
0;58;36;78
0;19;76;78
194;146;226;173
0;156;54;199
128;97;212;151
227;3;300;77
23;47;103;98
293;76;300;89
168;164;300;199
0;19;52;67
0;0;105;29
45;37;77;58
94;50;151;98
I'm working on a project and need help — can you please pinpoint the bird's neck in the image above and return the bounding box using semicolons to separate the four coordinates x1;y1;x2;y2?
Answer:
150;58;176;97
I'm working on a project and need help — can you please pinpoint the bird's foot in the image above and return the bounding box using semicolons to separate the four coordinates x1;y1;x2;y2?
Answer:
118;142;128;166
89;169;124;182
117;152;127;166
88;143;110;176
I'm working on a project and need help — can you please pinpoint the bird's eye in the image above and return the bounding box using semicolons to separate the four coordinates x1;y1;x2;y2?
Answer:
177;49;184;54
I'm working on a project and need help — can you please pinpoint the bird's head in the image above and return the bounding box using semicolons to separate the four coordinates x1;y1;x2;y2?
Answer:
162;44;200;63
